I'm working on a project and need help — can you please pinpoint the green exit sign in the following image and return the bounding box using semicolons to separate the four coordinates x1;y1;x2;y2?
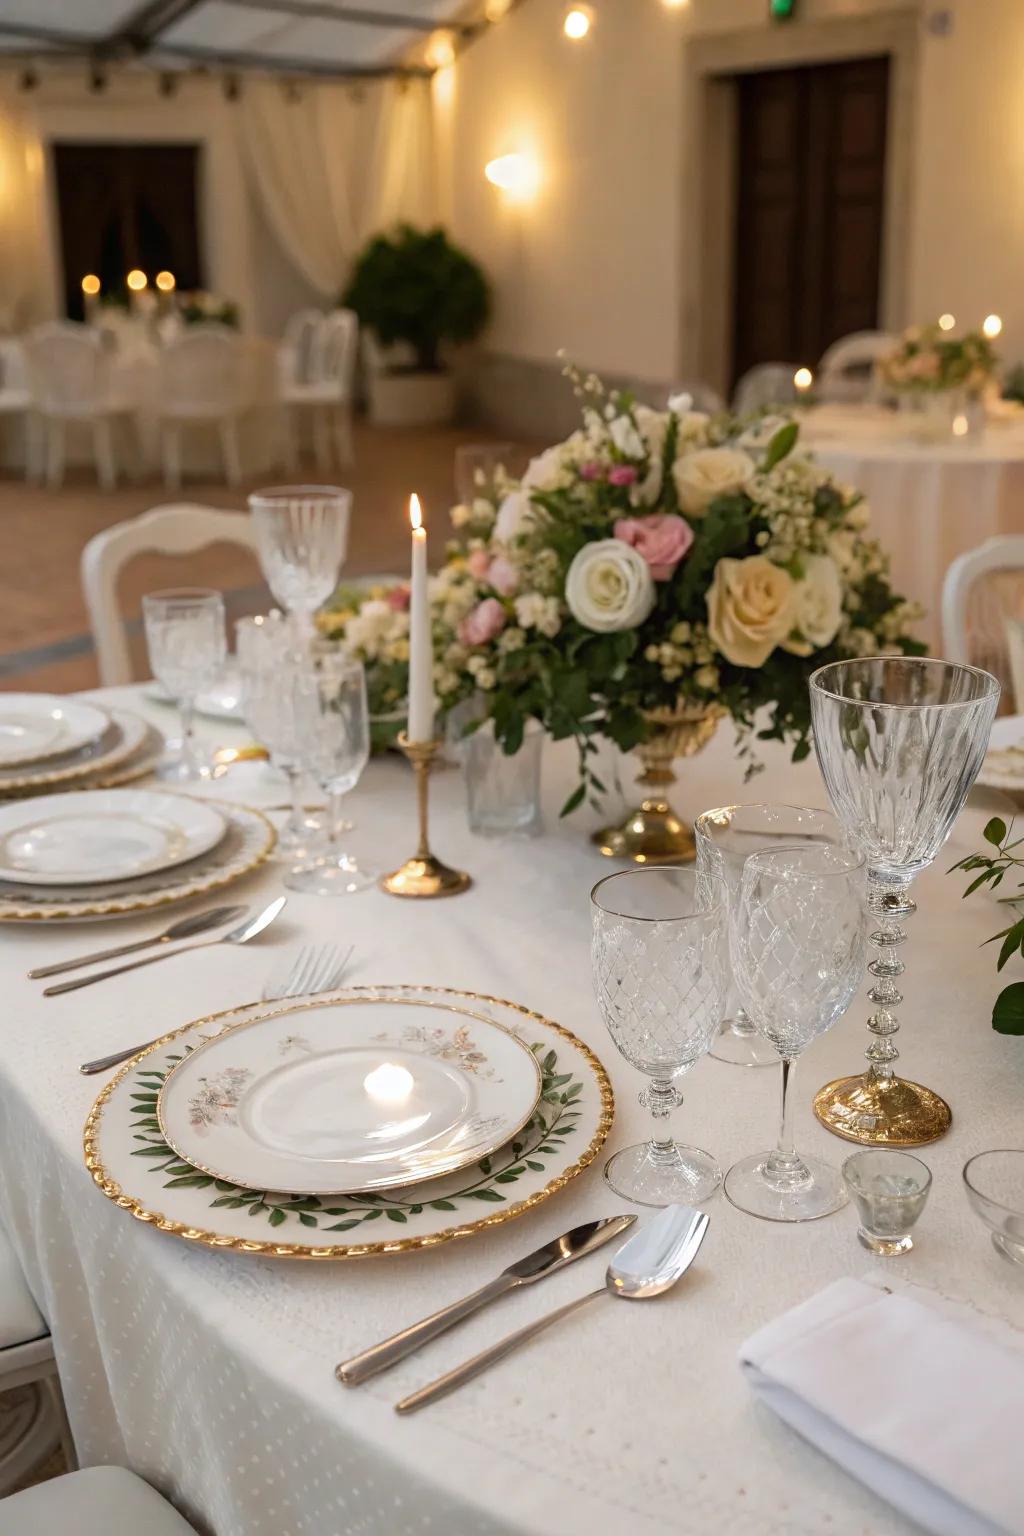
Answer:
770;0;797;17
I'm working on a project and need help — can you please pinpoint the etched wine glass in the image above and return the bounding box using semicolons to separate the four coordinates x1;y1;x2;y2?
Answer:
695;803;845;1067
591;866;726;1206
236;614;321;860
287;650;373;896
249;485;350;637
726;842;867;1222
810;657;999;1145
142;588;226;783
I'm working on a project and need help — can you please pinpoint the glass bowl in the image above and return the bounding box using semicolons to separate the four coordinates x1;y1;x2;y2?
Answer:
962;1150;1024;1266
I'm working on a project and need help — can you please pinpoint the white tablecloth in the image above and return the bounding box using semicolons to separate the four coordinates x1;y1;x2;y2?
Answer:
801;403;1024;649
1;687;1022;1536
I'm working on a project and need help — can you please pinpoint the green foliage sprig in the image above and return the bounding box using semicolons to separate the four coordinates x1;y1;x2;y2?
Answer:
951;815;1024;1034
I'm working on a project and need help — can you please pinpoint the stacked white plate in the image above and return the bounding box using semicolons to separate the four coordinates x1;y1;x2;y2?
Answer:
977;715;1024;794
0;695;163;799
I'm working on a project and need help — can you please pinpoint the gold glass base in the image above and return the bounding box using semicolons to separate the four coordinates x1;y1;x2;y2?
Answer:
813;1073;952;1146
592;798;696;864
379;854;472;899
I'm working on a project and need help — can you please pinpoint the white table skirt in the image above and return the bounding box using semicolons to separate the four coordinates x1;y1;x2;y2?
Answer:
1;687;1022;1536
801;405;1024;650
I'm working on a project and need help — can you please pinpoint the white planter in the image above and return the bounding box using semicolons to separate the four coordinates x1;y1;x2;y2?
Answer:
368;370;457;427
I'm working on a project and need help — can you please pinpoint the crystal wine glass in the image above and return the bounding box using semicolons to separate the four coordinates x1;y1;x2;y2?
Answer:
249;485;350;638
287;650;373;896
236;614;322;859
809;657;999;1145
726;842;867;1222
591;866;726;1206
142;588;226;783
695;803;845;1067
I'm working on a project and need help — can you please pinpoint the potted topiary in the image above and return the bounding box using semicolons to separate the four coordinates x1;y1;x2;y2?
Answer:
343;224;490;427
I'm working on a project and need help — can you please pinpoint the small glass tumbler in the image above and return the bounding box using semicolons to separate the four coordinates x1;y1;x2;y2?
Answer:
465;723;543;838
842;1150;932;1256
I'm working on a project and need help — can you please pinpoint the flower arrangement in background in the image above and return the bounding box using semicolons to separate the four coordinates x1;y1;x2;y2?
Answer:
178;291;241;328
322;364;923;809
879;323;998;394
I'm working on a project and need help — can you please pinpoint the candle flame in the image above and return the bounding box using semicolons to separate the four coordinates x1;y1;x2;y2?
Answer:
409;493;423;532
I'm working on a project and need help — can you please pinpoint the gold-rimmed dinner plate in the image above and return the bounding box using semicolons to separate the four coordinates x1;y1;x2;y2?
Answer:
0;694;109;767
0;790;226;886
157;997;543;1196
0;707;148;794
84;985;614;1260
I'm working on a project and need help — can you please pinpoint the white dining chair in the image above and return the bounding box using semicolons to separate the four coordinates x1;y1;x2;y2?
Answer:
0;339;40;482
817;331;896;404
732;362;800;415
277;308;324;393
280;309;358;471
942;535;1024;708
23;323;136;491
0;1221;75;1497
0;1466;198;1534
81;503;262;686
155;326;248;488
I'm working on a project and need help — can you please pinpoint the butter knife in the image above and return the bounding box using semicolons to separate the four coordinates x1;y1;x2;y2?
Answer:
336;1213;636;1387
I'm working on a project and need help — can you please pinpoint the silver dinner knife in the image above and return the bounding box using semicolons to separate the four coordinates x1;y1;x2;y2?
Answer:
336;1214;636;1387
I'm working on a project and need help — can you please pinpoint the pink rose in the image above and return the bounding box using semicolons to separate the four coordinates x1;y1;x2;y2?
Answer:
613;512;694;581
487;555;519;597
467;547;491;581
386;584;410;611
580;461;605;481
608;465;638;487
458;597;506;647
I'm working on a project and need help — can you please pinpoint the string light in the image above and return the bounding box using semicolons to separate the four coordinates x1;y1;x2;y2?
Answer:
126;270;148;292
983;313;1003;339
938;313;956;331
563;5;594;40
484;153;540;199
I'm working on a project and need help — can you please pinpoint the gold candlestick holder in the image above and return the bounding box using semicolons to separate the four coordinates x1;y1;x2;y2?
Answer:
380;734;472;898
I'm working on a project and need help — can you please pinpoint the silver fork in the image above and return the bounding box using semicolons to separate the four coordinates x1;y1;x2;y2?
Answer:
78;942;354;1075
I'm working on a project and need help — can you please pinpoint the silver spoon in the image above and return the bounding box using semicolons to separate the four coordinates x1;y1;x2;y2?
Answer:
43;897;287;997
28;904;249;980
394;1204;710;1415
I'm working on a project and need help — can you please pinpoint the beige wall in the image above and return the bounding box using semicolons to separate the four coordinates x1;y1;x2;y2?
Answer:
444;0;1024;392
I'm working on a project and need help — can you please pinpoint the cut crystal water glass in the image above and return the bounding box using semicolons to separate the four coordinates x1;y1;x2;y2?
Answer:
810;657;999;1145
249;485;350;638
142;587;226;783
726;842;867;1222
695;803;844;1068
591;867;725;1206
237;613;322;859
842;1149;932;1256
287;651;373;896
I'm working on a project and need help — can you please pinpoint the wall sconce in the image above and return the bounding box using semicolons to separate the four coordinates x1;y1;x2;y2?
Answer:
484;153;540;200
563;6;594;41
425;29;456;69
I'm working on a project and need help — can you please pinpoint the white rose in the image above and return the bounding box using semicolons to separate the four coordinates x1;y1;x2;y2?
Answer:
523;444;571;493
706;555;795;667
494;489;534;543
565;539;656;633
609;414;645;459
781;555;843;656
673;446;755;517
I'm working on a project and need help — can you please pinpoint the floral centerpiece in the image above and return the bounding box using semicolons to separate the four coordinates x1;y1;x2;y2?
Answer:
322;364;922;848
878;324;998;395
179;291;241;328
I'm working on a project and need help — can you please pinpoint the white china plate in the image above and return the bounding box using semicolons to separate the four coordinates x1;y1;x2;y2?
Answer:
0;790;226;885
158;998;544;1195
85;985;614;1260
0;707;148;793
0;695;109;768
977;715;1024;792
145;669;243;722
0;802;274;922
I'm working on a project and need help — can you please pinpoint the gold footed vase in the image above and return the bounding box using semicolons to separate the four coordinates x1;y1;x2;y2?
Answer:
593;703;725;864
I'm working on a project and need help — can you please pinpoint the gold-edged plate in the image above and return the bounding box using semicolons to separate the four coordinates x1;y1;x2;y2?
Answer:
0;802;275;922
157;997;543;1195
0;790;226;885
0;707;148;794
83;985;615;1260
0;693;110;767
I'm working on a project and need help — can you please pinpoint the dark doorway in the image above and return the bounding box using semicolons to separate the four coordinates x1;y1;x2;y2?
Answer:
730;56;890;385
52;142;204;319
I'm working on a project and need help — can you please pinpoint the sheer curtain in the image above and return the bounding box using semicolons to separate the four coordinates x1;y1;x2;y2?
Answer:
239;78;435;302
0;96;48;331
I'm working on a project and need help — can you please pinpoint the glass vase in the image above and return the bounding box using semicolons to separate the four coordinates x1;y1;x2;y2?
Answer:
464;723;543;838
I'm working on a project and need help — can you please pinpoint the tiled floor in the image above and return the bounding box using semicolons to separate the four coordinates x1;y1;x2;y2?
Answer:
0;422;536;694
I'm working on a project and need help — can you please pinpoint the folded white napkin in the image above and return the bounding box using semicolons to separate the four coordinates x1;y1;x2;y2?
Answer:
740;1277;1024;1536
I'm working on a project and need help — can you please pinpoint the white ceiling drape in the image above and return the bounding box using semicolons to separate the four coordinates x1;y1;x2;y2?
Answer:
239;78;436;302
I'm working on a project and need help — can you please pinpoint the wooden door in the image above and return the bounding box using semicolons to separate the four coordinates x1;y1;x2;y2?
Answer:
731;56;890;384
53;143;203;319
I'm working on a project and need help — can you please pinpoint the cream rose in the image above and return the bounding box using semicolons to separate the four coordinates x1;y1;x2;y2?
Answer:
565;539;656;633
781;555;843;656
706;555;795;667
673;446;755;517
494;489;534;544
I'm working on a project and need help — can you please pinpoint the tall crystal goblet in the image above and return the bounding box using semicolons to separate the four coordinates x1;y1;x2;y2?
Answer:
142;588;226;783
591;867;726;1206
695;803;845;1067
287;650;374;896
810;657;999;1145
249;485;350;638
726;842;867;1222
236;614;322;860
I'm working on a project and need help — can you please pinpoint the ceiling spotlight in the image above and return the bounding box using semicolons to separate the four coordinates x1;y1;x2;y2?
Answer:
983;313;1003;340
18;65;38;92
563;5;594;41
425;29;456;69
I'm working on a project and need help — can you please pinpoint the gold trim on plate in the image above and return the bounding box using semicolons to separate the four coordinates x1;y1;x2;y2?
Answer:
83;985;616;1260
0;707;146;792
